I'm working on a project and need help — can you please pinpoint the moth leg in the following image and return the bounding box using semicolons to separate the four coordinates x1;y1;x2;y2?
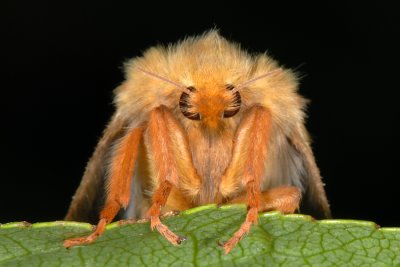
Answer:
64;127;143;248
222;106;271;254
146;106;188;245
228;185;301;214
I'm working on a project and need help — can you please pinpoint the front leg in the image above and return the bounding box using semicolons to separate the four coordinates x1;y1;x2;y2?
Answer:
146;106;200;245
220;106;272;254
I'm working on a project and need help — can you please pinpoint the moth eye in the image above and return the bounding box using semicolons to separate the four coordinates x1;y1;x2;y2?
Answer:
179;87;201;121
223;85;241;118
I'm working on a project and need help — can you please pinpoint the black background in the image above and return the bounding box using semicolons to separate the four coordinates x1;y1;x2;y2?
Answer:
2;2;399;226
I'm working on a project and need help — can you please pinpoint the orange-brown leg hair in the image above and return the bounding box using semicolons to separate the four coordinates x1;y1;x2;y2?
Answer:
146;106;186;245
64;127;143;248
222;106;273;254
228;186;301;214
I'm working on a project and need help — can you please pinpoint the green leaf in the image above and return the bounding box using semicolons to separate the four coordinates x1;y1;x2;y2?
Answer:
0;204;399;266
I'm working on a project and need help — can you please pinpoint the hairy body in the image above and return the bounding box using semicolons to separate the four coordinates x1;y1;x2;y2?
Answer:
64;31;330;253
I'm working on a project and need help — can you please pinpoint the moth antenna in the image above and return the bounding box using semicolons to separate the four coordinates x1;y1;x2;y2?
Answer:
232;68;282;93
137;67;191;94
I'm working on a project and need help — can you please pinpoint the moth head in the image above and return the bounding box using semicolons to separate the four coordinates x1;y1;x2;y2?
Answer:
136;67;281;129
179;84;241;129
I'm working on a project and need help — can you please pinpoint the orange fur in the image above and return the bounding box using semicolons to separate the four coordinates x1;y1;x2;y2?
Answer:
146;106;185;245
65;30;330;253
65;127;142;246
162;107;201;200
108;127;143;209
229;185;301;214
222;106;272;253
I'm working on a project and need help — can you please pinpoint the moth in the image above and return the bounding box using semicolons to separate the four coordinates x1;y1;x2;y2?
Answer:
64;30;331;254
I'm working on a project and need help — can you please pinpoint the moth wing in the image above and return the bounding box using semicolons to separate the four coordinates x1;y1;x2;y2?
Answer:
288;124;331;219
64;113;127;223
264;123;331;219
